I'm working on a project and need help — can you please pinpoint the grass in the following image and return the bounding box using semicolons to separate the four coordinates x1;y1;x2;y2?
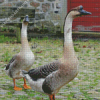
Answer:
0;35;16;43
0;36;100;100
74;46;80;52
1;51;11;62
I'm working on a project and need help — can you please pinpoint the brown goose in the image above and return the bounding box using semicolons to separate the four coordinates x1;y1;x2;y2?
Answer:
5;15;35;91
22;6;91;100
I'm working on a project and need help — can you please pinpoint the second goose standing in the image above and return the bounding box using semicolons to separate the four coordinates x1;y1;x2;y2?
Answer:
5;15;35;91
22;6;91;100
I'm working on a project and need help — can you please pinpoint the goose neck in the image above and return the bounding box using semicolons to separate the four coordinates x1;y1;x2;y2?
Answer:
21;23;27;38
64;15;73;45
63;14;75;58
21;23;30;51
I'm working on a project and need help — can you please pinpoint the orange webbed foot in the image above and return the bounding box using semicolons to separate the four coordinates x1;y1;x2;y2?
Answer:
14;86;22;91
49;94;55;100
23;84;31;89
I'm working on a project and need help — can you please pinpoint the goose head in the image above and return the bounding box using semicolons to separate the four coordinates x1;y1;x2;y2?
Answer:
23;15;29;25
68;5;91;19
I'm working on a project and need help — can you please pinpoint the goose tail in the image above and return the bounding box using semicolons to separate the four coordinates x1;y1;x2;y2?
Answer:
4;64;9;70
21;70;28;77
21;70;32;82
4;64;9;75
22;70;28;74
4;64;7;70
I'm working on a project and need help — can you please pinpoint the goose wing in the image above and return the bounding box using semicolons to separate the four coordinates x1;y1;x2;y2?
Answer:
28;60;60;81
5;54;17;70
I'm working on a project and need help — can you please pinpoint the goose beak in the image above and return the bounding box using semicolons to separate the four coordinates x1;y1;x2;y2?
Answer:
24;15;29;22
79;5;92;15
80;9;92;15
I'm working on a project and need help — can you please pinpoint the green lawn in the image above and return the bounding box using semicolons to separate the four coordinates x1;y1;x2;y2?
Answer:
0;35;100;100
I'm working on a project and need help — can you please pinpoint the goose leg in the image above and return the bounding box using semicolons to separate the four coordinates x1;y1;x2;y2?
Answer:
13;79;22;91
49;94;55;100
23;78;31;89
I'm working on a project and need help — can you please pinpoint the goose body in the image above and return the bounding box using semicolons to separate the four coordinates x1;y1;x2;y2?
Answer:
6;51;34;79
22;6;91;100
5;15;35;90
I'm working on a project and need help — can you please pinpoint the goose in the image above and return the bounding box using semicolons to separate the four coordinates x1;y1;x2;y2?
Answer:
5;15;35;91
22;6;91;100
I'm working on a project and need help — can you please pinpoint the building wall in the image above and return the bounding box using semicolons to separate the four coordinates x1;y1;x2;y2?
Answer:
68;0;100;32
0;0;67;34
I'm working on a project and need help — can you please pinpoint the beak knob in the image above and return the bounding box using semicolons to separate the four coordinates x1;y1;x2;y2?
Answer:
80;5;83;10
24;15;29;22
